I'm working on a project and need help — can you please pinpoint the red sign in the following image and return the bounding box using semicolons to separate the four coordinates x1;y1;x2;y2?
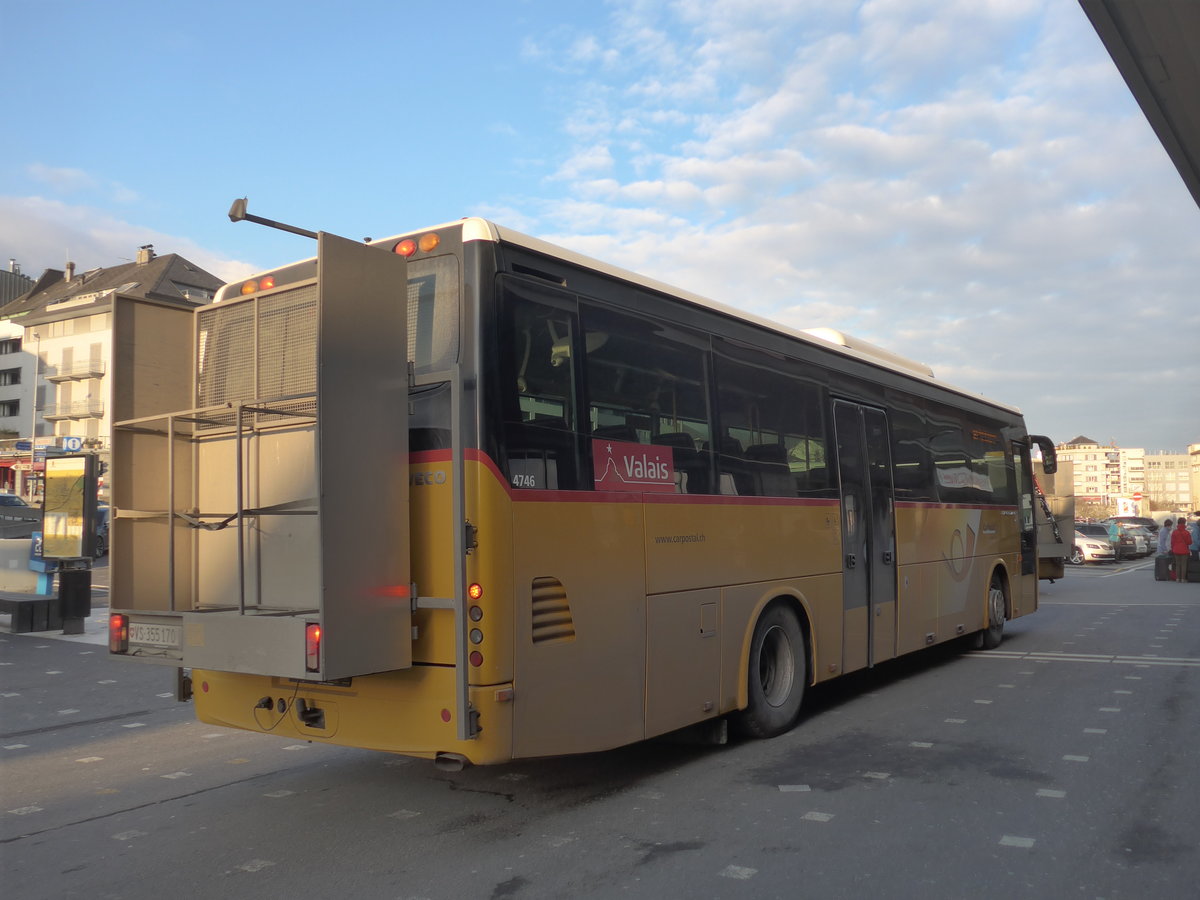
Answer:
1132;492;1143;501
592;438;675;493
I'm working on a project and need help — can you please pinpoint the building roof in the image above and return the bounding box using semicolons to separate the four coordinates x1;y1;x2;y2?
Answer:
1080;0;1200;209
0;249;223;326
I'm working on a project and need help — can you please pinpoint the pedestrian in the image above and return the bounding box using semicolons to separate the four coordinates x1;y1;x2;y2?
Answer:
1106;519;1122;559
1189;515;1200;562
1158;519;1173;555
1169;518;1192;583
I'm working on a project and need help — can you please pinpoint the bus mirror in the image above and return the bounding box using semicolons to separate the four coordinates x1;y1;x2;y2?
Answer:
1030;435;1057;474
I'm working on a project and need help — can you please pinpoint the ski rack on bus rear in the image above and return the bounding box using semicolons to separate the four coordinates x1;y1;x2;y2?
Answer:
108;234;479;741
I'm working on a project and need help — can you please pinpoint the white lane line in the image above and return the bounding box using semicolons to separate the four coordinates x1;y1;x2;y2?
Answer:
721;865;758;880
1000;835;1036;848
1037;789;1067;798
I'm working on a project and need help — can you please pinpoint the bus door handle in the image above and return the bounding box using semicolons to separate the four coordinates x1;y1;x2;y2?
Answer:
845;554;857;569
882;551;894;565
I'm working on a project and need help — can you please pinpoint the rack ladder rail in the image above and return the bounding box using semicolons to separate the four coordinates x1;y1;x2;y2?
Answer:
410;360;478;742
1033;475;1063;546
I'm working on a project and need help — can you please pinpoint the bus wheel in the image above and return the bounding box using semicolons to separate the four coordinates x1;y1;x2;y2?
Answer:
732;604;805;738
978;576;1007;650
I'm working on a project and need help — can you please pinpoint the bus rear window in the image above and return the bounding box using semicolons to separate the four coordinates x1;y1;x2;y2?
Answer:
407;255;459;377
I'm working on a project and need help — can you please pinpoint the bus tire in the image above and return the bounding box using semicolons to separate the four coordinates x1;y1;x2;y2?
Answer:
732;603;806;739
977;574;1007;650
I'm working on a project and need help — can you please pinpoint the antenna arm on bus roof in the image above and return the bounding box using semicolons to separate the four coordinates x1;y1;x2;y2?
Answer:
227;197;319;240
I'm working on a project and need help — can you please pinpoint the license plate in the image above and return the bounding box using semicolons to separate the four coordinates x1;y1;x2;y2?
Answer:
129;622;181;647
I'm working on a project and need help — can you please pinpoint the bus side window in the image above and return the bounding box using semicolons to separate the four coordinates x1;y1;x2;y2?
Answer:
500;282;583;490
582;305;714;494
713;341;828;498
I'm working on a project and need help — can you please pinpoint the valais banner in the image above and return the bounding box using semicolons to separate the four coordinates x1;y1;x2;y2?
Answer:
592;438;675;493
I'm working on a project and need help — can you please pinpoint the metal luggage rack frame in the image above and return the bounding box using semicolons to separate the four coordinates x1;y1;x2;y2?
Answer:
113;391;319;616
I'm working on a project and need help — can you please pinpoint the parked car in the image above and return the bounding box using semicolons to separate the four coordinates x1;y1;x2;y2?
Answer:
1104;516;1159;538
1124;525;1155;558
1068;530;1116;565
0;492;42;539
93;503;110;558
1077;522;1137;560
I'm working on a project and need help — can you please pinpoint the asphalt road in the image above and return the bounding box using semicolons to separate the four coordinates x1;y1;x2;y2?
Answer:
2;560;1198;899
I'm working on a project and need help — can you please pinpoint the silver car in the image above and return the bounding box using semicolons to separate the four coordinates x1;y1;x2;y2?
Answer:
1069;530;1116;565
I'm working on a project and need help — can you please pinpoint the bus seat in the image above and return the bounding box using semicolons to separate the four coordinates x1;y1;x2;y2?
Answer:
745;443;795;497
653;432;708;494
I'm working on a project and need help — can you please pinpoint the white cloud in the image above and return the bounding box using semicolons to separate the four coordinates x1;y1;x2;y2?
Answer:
0;195;256;283
515;0;1200;449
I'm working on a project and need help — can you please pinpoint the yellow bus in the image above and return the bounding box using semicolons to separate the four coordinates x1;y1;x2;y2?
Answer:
108;217;1058;767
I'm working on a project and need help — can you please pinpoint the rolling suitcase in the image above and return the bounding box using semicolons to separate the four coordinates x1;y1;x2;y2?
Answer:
1154;555;1173;582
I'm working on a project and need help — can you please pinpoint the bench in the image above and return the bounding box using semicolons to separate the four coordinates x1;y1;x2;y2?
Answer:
0;594;62;633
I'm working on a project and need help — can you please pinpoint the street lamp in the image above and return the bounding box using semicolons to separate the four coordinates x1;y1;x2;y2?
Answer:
28;331;40;500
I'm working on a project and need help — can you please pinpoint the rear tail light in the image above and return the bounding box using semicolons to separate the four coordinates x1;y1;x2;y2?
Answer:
305;623;322;672
109;614;128;653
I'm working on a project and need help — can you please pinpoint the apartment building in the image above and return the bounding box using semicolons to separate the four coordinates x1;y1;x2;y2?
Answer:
1057;436;1195;512
0;246;222;496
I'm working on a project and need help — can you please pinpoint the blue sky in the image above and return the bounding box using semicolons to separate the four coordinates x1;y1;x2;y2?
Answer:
3;0;1197;452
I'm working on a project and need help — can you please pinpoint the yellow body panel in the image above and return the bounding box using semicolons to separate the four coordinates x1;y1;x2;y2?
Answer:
191;455;1033;764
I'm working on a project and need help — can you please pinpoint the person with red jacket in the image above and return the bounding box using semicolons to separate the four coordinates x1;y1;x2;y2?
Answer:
1170;519;1194;583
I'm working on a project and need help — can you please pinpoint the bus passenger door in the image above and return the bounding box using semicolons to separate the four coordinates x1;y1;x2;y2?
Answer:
834;402;898;672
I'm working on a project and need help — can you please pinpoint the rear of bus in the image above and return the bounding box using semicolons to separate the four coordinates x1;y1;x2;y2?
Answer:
107;222;517;766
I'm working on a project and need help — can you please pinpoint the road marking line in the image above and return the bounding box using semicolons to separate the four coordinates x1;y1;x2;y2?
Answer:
721;865;758;880
974;699;993;704
1000;835;1035;848
944;718;967;724
1063;755;1090;762
1084;728;1107;734
1037;789;1067;798
778;784;811;792
802;812;834;822
1099;707;1121;712
911;741;933;748
235;860;276;873
864;772;890;779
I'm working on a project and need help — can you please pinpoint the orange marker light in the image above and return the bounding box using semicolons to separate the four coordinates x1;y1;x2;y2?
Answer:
394;239;416;257
305;623;322;672
240;280;258;295
260;275;275;290
418;233;440;252
468;583;483;601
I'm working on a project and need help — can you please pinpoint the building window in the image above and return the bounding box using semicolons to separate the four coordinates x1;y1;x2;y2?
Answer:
0;400;18;417
0;367;20;386
0;338;20;355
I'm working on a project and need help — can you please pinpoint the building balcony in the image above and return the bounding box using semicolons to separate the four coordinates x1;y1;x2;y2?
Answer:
46;361;106;382
43;400;105;420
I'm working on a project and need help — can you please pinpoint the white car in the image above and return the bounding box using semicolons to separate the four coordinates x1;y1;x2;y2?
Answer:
1068;530;1116;565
